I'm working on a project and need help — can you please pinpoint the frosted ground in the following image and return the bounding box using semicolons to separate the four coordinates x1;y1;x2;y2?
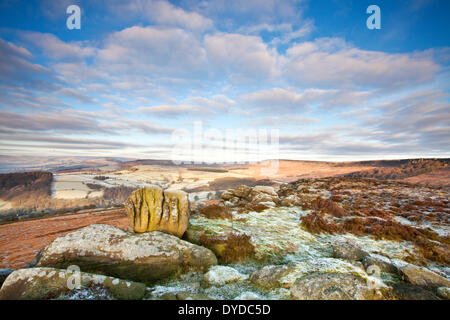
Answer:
146;206;427;300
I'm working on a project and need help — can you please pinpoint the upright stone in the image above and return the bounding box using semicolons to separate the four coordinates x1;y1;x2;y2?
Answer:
162;190;190;238
125;186;190;238
126;186;164;233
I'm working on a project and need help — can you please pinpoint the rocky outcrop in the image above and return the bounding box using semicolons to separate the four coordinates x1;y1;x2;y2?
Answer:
31;224;217;284
250;265;291;289
220;185;280;212
219;184;306;212
0;267;146;300
290;272;376;300
398;264;450;289
125;186;189;238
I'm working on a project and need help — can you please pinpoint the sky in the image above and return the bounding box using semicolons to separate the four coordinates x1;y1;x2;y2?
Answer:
0;0;449;163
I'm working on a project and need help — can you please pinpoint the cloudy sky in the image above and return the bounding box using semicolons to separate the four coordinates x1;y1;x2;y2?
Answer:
0;0;449;163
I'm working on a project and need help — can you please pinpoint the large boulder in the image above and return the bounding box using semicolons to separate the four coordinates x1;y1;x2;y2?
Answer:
290;272;376;300
398;264;450;289
0;267;146;300
125;186;190;238
31;224;217;284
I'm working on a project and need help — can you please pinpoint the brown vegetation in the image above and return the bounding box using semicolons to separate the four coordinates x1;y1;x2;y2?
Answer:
300;214;450;264
208;177;274;190
198;232;255;264
199;204;233;220
0;172;53;210
344;158;448;180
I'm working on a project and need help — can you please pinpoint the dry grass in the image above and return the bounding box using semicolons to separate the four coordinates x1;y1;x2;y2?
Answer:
198;232;255;264
300;213;450;264
199;204;233;220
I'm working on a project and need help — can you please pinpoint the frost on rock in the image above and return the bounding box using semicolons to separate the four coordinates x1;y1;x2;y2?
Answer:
279;257;368;288
203;266;248;286
0;267;146;300
234;291;263;300
33;224;217;283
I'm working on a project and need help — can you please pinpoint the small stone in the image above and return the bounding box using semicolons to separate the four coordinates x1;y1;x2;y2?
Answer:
234;292;262;300
436;287;450;300
203;266;248;286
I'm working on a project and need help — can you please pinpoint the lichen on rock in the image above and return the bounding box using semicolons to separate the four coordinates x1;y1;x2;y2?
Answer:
0;267;146;300
32;224;217;284
125;186;190;238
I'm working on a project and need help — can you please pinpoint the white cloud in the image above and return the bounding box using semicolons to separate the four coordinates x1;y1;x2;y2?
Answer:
284;37;440;88
204;33;279;80
106;0;213;31
98;26;207;77
239;87;373;112
19;32;96;60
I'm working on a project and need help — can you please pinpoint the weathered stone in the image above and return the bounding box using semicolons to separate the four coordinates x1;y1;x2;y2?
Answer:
250;265;291;289
33;224;217;284
125;186;190;238
161;189;190;238
232;185;252;198
251;193;277;204
332;241;368;261
290;272;376;300
221;190;234;201
278;183;296;197
0;267;146;300
392;284;439;300
250;186;278;198
399;264;450;289
362;255;398;274
203;266;248;286
280;195;302;207
436;287;450;300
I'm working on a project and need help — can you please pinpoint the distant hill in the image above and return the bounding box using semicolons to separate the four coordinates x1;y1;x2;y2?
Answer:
342;158;449;181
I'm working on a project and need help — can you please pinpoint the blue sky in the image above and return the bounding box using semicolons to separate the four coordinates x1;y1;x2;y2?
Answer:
0;0;449;162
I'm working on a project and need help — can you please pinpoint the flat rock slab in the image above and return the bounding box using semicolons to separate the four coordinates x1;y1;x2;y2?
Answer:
399;264;450;289
32;224;217;284
0;267;146;300
290;272;376;300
